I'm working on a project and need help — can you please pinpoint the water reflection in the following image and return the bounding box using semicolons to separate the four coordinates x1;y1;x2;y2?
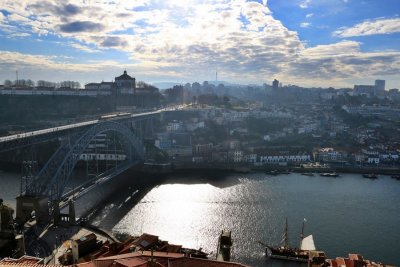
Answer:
111;173;400;266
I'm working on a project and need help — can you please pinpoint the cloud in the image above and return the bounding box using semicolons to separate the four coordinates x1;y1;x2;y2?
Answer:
27;2;82;16
334;18;400;37
300;22;311;28
306;13;314;18
59;21;105;33
0;50;187;83
100;36;129;48
287;41;400;83
70;43;100;53
63;4;81;15
300;0;311;9
0;0;400;87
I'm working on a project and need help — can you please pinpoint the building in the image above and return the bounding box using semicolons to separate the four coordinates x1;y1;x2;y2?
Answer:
313;148;346;162
353;79;385;96
272;79;279;90
375;79;385;92
354;84;375;96
166;121;185;132
84;70;136;95
115;70;136;94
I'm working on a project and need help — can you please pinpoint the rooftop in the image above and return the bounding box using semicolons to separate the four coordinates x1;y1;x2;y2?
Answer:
115;71;134;81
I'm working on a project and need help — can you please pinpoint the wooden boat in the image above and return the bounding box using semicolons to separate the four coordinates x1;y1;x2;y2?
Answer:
259;218;321;262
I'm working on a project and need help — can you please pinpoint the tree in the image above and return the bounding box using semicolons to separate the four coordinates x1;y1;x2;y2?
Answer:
4;80;12;87
37;80;56;88
14;79;26;87
26;79;35;87
137;81;158;91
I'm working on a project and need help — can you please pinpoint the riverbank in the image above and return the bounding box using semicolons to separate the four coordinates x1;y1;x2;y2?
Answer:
146;162;400;176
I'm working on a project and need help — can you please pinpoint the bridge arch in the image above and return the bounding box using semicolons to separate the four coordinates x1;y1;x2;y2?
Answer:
28;121;144;201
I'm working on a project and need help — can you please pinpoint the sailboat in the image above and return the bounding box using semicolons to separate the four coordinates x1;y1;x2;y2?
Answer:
259;218;319;262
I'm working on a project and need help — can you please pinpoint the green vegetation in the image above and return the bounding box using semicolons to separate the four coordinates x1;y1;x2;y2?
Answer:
0;95;114;125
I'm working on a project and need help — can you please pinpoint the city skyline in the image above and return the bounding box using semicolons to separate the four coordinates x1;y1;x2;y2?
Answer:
0;0;400;89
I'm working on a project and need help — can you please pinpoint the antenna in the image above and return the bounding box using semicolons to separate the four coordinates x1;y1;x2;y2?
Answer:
16;70;19;86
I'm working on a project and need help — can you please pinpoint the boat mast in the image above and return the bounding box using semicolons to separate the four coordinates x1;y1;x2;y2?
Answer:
284;217;289;248
300;218;305;248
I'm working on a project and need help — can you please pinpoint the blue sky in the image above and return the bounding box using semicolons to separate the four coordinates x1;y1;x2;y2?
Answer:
0;0;400;89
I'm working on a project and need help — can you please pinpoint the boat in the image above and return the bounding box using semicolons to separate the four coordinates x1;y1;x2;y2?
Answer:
391;174;400;180
216;230;232;262
362;173;378;179
266;170;279;176
259;218;319;262
320;172;339;177
301;173;315;176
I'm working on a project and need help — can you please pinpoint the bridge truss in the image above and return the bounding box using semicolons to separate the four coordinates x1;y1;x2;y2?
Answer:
24;121;144;202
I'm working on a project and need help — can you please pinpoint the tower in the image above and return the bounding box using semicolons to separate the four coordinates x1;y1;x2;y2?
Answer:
272;79;279;90
375;80;385;92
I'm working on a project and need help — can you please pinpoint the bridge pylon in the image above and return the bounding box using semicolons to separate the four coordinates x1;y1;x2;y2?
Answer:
15;195;50;225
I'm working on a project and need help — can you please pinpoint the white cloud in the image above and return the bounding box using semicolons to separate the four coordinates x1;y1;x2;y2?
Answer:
306;13;314;18
0;0;400;87
334;18;400;37
286;40;400;84
300;22;311;28
300;0;311;9
301;41;361;58
70;43;101;53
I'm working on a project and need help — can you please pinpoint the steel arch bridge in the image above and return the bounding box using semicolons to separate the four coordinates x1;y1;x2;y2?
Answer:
25;121;144;202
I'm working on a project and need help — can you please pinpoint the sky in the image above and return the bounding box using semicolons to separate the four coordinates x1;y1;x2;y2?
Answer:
0;0;399;89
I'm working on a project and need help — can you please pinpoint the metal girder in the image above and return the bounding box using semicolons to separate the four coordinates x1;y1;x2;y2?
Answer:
25;121;144;201
0;128;87;153
0;112;160;153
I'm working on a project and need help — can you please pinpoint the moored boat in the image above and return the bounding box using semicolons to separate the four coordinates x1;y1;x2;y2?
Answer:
391;174;400;180
301;172;315;176
320;172;339;177
362;173;378;179
259;218;322;262
266;170;279;176
216;230;232;262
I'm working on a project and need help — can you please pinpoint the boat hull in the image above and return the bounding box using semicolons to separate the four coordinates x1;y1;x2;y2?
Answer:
266;247;309;263
269;254;308;262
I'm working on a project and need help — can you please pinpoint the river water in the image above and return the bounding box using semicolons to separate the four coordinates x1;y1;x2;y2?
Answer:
1;171;399;266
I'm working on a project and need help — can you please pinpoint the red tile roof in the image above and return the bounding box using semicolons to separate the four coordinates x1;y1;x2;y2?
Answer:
335;257;346;266
0;256;43;265
132;234;159;250
348;254;364;261
114;258;147;267
168;257;249;267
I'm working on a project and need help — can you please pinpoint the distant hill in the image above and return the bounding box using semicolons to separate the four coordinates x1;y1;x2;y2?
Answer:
151;82;183;89
152;80;244;89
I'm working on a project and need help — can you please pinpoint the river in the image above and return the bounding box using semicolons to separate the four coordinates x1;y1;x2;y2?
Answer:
1;170;399;266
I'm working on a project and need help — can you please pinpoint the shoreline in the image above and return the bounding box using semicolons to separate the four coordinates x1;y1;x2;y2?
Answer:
1;161;399;177
147;163;400;176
